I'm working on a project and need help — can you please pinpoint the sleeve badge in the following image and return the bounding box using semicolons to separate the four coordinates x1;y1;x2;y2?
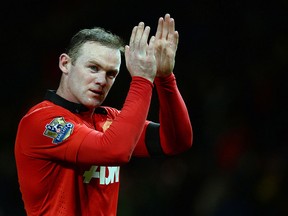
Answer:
43;117;74;144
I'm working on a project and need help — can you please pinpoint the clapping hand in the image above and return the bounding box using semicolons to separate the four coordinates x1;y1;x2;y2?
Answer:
154;13;179;77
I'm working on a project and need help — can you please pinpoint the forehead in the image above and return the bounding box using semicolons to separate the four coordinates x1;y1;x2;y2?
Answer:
78;41;121;67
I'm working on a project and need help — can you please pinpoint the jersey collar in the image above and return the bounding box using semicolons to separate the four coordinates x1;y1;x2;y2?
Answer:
44;90;107;114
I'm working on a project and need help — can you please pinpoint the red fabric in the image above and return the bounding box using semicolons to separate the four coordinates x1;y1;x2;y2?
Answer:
77;77;153;165
14;76;153;216
14;73;193;216
155;73;193;155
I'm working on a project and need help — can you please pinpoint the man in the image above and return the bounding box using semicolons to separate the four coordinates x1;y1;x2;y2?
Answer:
15;13;193;215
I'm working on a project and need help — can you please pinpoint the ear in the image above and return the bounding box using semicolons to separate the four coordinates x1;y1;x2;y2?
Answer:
59;53;71;74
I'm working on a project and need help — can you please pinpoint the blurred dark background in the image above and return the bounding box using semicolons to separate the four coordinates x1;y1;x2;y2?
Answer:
1;0;287;215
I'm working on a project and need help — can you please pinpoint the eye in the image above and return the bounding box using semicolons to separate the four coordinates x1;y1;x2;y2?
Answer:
106;71;118;79
89;65;99;73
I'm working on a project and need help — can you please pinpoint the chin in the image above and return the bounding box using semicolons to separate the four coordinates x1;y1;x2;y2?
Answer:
85;96;102;106
85;100;103;109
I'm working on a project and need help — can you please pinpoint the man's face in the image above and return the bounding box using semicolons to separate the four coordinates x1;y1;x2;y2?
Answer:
64;42;121;108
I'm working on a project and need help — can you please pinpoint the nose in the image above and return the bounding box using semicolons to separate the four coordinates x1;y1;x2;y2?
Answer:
95;71;107;87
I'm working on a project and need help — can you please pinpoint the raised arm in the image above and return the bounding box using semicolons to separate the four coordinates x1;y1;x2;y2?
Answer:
77;22;158;164
132;14;193;157
155;14;192;155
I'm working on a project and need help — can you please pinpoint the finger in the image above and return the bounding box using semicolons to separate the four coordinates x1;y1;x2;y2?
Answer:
139;26;151;52
133;22;145;49
162;13;171;39
168;17;176;35
129;26;137;49
167;16;178;47
155;17;164;40
124;45;130;61
147;36;155;57
167;31;179;51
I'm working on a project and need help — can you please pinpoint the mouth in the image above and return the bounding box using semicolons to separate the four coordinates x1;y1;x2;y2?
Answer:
90;89;103;96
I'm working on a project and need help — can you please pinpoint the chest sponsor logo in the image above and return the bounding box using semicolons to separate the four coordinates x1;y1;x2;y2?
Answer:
83;166;120;185
43;117;74;144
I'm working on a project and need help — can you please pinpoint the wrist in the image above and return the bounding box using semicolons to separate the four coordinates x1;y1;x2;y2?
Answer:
155;72;174;81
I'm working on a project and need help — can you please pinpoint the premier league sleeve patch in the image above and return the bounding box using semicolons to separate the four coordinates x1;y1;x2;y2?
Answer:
43;117;74;144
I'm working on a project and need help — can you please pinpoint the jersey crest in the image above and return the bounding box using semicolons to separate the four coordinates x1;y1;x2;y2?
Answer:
43;117;74;144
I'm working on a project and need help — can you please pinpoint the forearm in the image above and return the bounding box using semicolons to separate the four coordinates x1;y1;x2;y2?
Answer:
77;77;153;165
155;73;193;155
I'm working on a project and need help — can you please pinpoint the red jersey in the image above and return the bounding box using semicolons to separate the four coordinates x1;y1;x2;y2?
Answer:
14;74;193;216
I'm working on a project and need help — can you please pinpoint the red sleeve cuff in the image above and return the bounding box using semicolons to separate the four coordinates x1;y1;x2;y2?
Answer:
154;73;175;85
